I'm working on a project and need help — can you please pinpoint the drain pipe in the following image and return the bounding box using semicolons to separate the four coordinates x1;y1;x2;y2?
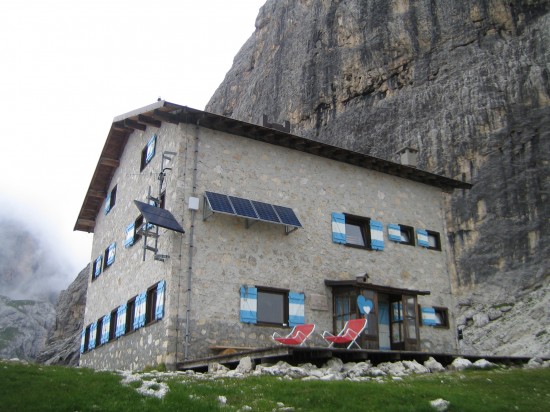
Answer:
184;120;200;360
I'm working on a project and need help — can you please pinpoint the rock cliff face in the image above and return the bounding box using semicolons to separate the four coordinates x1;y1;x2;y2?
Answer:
0;295;55;360
38;265;88;366
207;0;550;356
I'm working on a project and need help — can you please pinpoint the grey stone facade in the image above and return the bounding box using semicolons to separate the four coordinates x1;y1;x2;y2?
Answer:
78;102;468;370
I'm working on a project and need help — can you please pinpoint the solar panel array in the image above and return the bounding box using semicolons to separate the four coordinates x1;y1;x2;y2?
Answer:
205;191;302;228
134;200;185;233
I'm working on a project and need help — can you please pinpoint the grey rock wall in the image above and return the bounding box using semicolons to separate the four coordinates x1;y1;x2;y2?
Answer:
206;0;550;356
37;264;88;366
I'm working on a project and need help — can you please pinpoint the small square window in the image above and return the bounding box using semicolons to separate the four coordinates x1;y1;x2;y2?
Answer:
344;215;371;249
426;230;441;251
433;307;449;328
257;288;289;326
104;185;117;215
140;134;157;171
103;243;116;270
399;225;415;246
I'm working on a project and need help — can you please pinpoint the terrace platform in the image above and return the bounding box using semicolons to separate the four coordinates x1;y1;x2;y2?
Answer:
177;345;536;372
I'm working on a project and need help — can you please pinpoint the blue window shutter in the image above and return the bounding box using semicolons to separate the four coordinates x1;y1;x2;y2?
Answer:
125;223;135;248
422;307;437;326
288;292;305;327
93;256;102;278
388;224;401;242
80;328;86;353
139;292;147;327
88;322;97;350
155;281;166;320
107;243;116;266
104;192;111;215
331;213;346;244
417;229;430;247
392;302;403;322
100;314;111;344
370;220;384;250
146;134;156;163
116;304;126;337
240;286;257;324
134;292;147;329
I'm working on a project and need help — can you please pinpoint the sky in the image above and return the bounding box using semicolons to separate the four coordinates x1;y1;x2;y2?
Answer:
0;0;266;291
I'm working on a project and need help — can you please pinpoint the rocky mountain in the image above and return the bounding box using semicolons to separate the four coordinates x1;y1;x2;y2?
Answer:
207;0;550;356
0;295;55;360
37;264;88;366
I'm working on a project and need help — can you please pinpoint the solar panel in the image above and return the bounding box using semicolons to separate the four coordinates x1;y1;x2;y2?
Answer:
133;200;185;233
273;205;302;228
229;196;258;219
251;200;281;223
205;191;235;215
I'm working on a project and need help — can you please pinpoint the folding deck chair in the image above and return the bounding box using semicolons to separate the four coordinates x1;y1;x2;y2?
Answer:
321;318;368;349
271;323;316;346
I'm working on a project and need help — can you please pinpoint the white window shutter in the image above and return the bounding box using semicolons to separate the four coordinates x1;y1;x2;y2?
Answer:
288;292;305;327
240;286;257;324
155;281;165;320
331;213;346;244
370;220;384;250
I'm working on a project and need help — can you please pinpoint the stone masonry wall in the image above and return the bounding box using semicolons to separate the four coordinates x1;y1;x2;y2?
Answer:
181;125;459;359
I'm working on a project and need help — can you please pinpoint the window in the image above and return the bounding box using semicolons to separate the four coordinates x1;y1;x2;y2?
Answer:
125;215;143;248
140;134;157;171
331;213;384;250
145;281;165;324
81;325;90;353
239;286;305;327
421;306;449;328
104;185;117;215
92;255;102;280
125;297;136;334
433;307;449;328
109;308;117;340
103;242;116;270
399;225;415;246
257;288;288;325
426;230;441;251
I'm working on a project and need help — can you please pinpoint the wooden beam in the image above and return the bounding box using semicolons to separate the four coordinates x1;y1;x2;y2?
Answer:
138;114;161;128
124;119;147;131
76;218;96;227
87;189;105;198
153;109;180;124
112;120;130;131
99;157;120;168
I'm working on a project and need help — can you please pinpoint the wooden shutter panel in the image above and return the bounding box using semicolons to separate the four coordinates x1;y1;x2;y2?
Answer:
239;286;257;324
146;134;156;163
104;191;112;215
107;243;116;266
93;256;102;278
331;213;346;244
155;281;166;320
370;220;384;250
88;322;97;351
417;229;430;247
125;223;135;248
80;328;86;353
422;307;437;326
100;314;111;344
134;292;147;329
388;223;401;242
288;292;305;327
116;304;126;338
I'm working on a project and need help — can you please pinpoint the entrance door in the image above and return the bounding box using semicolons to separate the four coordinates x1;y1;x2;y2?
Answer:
389;294;420;351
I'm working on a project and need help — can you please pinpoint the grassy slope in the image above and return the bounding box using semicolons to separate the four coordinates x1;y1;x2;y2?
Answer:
0;360;549;411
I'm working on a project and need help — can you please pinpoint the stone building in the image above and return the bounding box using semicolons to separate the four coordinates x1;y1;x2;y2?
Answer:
75;101;470;370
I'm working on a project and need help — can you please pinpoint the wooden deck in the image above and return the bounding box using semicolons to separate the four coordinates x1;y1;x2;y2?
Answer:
177;345;536;372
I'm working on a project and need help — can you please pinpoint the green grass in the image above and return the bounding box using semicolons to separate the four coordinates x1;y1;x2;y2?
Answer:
0;360;549;411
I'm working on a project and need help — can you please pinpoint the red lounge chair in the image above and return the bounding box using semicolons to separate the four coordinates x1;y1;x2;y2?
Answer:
271;324;316;346
321;318;367;349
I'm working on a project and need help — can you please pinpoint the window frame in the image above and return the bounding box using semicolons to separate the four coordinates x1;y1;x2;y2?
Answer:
399;224;416;246
256;286;289;327
145;284;158;325
105;185;117;214
432;306;449;328
343;214;372;250
103;242;116;270
109;308;117;341
426;230;442;251
92;255;102;280
125;296;136;334
140;134;157;171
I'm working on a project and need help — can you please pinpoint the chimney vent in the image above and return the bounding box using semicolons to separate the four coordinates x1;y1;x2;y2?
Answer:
397;146;418;167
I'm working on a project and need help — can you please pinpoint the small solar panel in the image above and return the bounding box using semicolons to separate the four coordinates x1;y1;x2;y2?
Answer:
205;191;235;215
133;200;185;233
251;200;281;223
229;196;259;219
273;205;302;228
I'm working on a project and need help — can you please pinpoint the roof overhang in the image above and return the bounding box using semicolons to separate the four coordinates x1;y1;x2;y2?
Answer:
324;279;431;296
74;101;472;233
